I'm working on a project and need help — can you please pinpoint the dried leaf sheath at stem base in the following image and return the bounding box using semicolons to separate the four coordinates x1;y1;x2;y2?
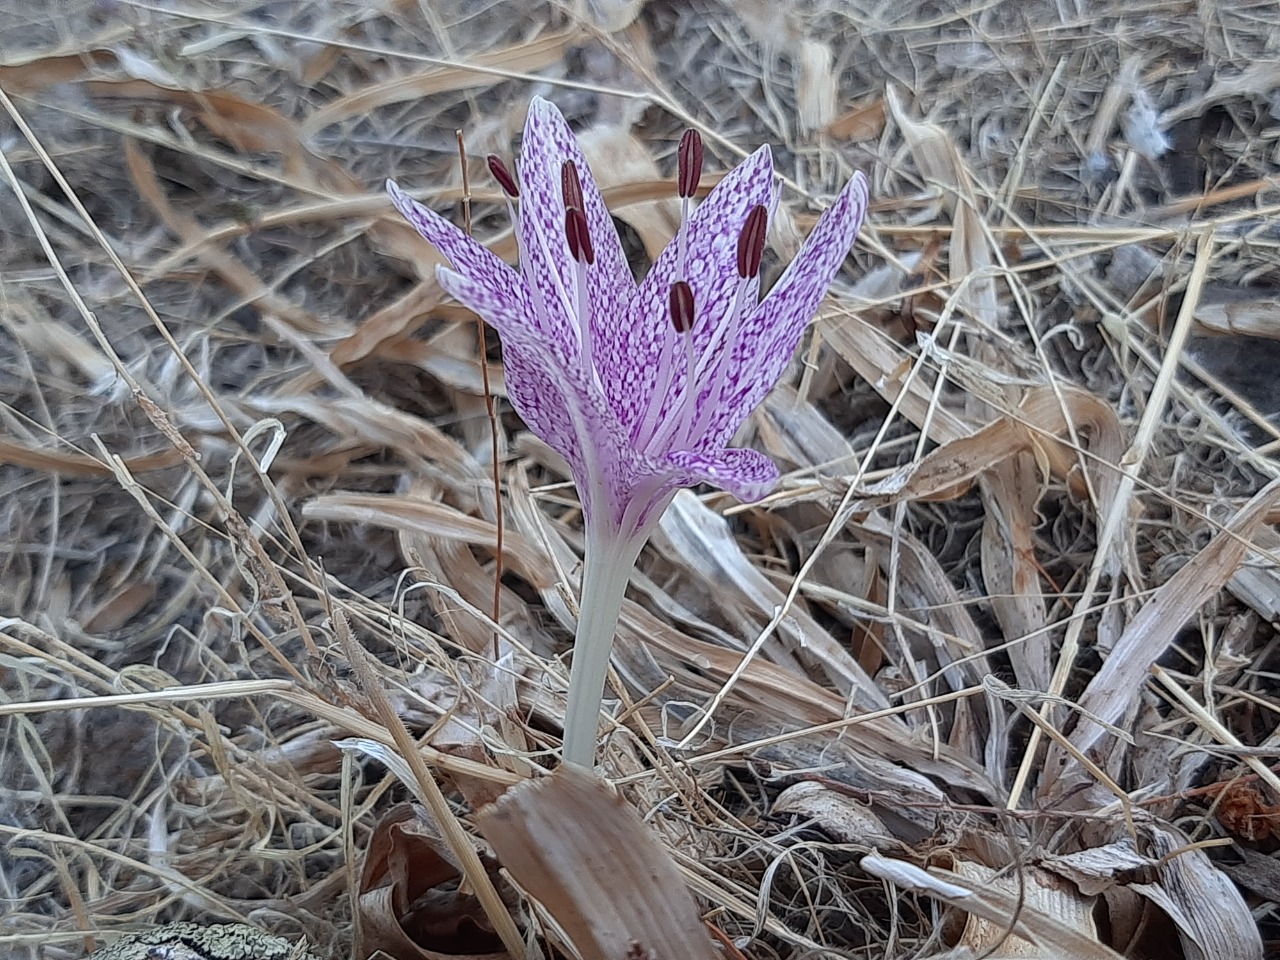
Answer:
387;97;868;766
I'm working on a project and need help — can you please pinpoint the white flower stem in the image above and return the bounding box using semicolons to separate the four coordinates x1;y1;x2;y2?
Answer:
561;530;647;767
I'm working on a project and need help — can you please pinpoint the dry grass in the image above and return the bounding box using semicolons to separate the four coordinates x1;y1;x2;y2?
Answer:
3;1;1280;958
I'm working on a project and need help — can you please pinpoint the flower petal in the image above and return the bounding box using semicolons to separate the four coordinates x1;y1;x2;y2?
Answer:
664;446;779;503
435;264;573;443
601;145;776;433
610;447;780;540
517;98;634;362
434;264;538;350
387;180;521;302
436;265;643;533
700;171;869;450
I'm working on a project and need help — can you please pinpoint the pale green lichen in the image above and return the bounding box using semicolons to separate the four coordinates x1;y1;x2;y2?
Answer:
86;923;319;960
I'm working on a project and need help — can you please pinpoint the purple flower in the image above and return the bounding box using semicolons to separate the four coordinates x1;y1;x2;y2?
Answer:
389;97;868;765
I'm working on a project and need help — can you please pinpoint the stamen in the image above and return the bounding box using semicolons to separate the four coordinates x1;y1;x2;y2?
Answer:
677;130;704;199
498;161;553;325
644;281;700;453
494;157;566;348
737;204;768;278
561;160;585;213
564;207;595;265
529;207;578;329
668;279;696;333
485;155;559;340
687;205;769;441
676;130;703;278
574;257;592;372
633;282;695;451
487;154;519;198
564;206;596;372
632;322;677;449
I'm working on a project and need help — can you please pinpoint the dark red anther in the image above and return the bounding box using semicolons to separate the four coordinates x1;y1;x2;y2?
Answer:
736;204;768;279
487;155;519;198
677;129;704;199
561;160;585;213
668;280;696;333
564;207;595;265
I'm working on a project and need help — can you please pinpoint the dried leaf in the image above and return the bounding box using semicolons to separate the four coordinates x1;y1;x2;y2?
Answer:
300;33;574;136
819;385;1124;514
358;805;510;960
825;96;886;142
0;437;181;477
0;47;117;91
1131;825;1264;960
1062;476;1280;767
1195;293;1280;338
952;859;1099;959
584;0;645;32
980;451;1051;692
885;85;998;326
475;766;718;960
655;491;889;710
771;781;901;848
796;40;836;134
861;853;1124;960
302;492;552;589
1161;60;1280;126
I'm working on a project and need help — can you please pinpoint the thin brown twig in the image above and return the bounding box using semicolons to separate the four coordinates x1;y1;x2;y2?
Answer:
457;128;506;661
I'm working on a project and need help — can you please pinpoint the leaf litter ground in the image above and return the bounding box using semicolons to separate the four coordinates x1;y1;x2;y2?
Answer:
2;1;1280;958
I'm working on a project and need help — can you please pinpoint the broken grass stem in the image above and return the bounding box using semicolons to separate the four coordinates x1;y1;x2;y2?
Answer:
561;531;647;767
